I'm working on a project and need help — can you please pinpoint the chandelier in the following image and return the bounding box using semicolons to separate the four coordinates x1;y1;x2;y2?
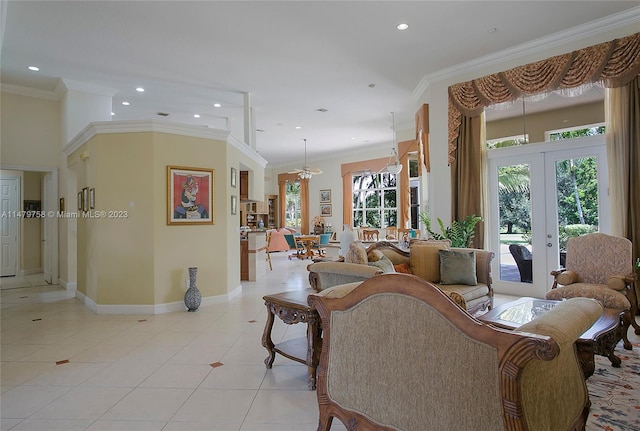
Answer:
380;112;403;175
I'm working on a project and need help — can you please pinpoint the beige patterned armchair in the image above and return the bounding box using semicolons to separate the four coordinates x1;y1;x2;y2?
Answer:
309;274;602;431
546;232;640;350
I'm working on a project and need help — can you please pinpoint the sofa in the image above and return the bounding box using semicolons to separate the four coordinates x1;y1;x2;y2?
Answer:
308;240;494;315
308;274;602;431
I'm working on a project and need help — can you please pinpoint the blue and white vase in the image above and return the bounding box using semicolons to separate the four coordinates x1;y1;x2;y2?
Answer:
184;267;202;312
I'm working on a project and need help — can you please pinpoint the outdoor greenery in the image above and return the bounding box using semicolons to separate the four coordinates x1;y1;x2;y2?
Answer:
419;211;482;248
352;172;397;228
284;181;301;228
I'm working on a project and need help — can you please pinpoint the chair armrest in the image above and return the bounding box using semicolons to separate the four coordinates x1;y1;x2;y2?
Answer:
307;262;382;292
515;298;603;344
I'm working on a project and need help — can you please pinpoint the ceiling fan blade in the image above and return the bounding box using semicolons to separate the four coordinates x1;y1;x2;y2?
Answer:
308;168;323;175
287;168;303;174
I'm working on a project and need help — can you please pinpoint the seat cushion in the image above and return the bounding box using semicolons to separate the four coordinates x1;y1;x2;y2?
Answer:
441;283;489;303
545;283;631;310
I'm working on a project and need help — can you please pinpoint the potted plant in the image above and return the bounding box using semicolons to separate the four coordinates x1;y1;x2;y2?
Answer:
419;211;482;248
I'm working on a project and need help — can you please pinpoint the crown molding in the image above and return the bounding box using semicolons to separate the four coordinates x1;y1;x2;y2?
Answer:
1;83;59;101
412;6;640;102
62;119;268;167
55;78;118;97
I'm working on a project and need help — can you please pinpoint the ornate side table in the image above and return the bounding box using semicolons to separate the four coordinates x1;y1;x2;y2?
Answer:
261;289;321;390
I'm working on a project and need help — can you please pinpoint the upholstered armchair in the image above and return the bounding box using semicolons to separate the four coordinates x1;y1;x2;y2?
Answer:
308;274;602;431
546;232;640;350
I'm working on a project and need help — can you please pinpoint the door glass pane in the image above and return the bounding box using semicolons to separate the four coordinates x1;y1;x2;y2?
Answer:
498;164;533;283
554;156;599;267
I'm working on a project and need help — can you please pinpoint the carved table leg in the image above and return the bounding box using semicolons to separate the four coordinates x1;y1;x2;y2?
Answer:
262;301;276;368
306;314;321;390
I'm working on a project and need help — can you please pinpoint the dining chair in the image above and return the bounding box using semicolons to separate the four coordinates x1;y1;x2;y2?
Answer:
362;229;379;241
313;233;332;257
265;231;273;270
284;233;304;260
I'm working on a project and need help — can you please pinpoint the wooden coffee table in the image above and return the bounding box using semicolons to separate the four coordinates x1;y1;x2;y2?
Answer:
261;289;321;390
479;297;623;379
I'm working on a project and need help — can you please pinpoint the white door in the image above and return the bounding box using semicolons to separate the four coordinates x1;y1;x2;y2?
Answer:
488;136;608;298
1;177;19;277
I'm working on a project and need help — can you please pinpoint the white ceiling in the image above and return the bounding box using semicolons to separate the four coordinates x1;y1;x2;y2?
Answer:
1;1;637;167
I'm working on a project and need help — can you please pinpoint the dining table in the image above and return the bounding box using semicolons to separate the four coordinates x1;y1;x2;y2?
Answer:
296;235;320;259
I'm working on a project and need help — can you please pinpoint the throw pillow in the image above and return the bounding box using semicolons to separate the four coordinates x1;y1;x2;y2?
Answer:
394;263;412;274
368;255;396;273
409;242;450;282
345;241;367;265
439;250;477;286
367;249;384;262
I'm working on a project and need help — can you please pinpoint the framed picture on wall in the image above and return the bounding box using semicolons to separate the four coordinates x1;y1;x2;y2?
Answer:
78;192;83;211
231;195;238;215
320;204;332;217
167;166;214;225
82;188;89;212
231;167;237;188
320;189;331;203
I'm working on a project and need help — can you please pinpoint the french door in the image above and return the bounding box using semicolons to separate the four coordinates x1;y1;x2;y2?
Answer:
488;136;608;298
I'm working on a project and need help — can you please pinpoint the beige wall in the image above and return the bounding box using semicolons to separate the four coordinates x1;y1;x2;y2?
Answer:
21;171;43;271
486;102;604;143
69;129;247;308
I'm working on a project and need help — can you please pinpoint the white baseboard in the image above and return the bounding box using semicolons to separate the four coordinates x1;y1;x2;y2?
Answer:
20;267;43;276
75;286;244;315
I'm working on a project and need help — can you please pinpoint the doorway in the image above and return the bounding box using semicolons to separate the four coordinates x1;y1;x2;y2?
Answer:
1;176;19;276
488;136;608;297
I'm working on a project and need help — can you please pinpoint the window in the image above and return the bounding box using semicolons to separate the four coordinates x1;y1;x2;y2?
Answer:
546;123;605;141
352;172;397;228
285;180;301;228
486;134;529;149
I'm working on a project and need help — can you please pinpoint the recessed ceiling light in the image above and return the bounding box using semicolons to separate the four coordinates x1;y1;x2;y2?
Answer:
111;112;115;116
27;66;40;71
396;23;408;31
316;108;328;112
122;101;130;106
213;103;221;108
136;87;145;92
295;126;301;129
193;114;200;118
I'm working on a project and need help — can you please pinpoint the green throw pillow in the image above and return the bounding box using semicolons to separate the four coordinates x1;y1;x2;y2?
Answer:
368;255;396;273
439;250;477;285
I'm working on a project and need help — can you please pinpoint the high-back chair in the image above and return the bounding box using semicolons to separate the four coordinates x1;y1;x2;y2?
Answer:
508;244;532;283
284;233;304;260
546;232;640;351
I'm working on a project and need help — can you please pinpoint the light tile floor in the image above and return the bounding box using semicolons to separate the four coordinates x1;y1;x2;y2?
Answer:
1;251;638;431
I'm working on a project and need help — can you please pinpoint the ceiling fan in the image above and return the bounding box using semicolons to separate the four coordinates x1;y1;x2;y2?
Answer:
288;139;323;179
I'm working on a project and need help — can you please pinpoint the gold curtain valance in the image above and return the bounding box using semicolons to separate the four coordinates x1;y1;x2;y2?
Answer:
447;32;640;165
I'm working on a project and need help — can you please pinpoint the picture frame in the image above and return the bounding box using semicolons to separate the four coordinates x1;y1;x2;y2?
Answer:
231;195;237;215
77;192;83;211
89;188;95;209
231;167;237;188
167;165;214;225
59;197;65;212
24;200;41;217
82;188;89;212
320;204;332;217
320;189;331;203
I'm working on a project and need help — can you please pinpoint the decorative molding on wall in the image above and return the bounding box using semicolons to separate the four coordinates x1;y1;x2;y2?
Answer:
411;7;640;102
62;119;268;167
75;286;244;315
0;83;59;101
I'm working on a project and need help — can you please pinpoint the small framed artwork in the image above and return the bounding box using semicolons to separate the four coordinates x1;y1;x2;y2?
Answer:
167;165;214;225
231;195;238;215
231;167;237;188
82;188;89;212
59;197;65;212
89;188;96;209
24;200;41;212
320;189;331;203
77;192;83;211
320;204;332;217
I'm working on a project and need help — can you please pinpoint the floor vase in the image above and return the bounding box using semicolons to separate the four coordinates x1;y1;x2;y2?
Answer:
184;267;202;312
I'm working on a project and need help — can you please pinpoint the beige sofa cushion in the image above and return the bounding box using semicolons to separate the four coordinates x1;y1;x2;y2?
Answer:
409;242;449;283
